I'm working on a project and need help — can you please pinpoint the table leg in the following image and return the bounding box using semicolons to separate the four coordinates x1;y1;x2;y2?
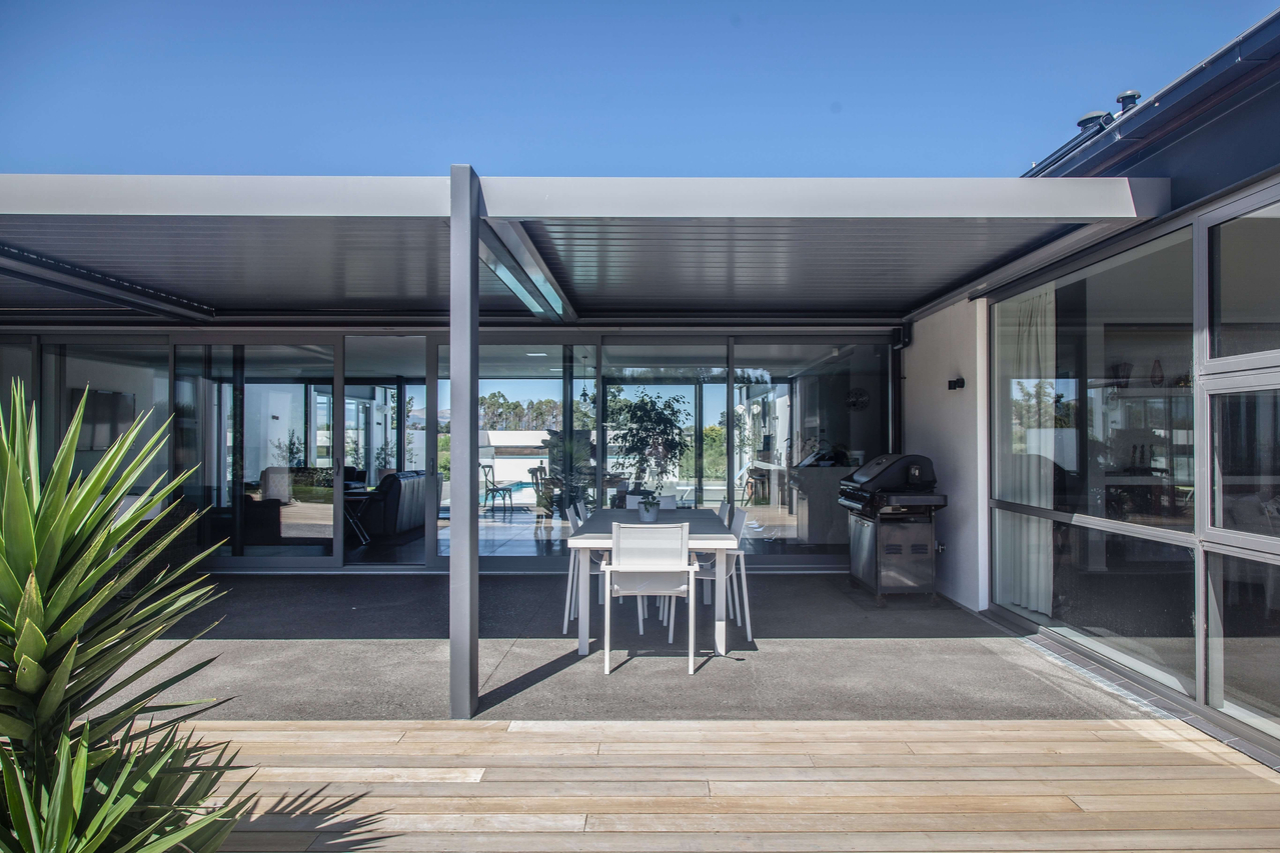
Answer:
715;548;727;656
577;549;591;656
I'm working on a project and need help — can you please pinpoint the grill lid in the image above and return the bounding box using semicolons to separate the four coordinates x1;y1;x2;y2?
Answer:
842;453;937;493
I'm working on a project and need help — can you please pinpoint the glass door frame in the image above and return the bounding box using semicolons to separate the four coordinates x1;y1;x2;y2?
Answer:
341;333;446;571
463;332;601;572
170;330;346;571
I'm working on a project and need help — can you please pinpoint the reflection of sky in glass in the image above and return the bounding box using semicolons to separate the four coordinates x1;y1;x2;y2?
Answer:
610;384;724;428
479;378;561;402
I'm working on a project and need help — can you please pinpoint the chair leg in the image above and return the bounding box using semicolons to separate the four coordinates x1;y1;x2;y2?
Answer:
702;577;711;605
668;598;676;644
728;571;740;626
603;573;612;674
562;551;578;634
738;554;753;642
687;589;695;675
636;595;645;635
570;552;581;621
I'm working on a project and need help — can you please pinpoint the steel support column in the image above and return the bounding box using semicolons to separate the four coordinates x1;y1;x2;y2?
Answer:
449;165;482;719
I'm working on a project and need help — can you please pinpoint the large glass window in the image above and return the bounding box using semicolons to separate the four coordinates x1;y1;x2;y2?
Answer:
732;342;890;555
438;344;597;558
993;230;1194;530
602;342;726;510
1212;388;1280;538
1208;551;1280;740
41;344;170;492
343;336;429;566
0;341;31;418
175;344;334;559
993;508;1196;694
1211;199;1280;358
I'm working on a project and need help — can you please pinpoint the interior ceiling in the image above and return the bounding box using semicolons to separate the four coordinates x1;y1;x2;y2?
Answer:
0;213;1078;322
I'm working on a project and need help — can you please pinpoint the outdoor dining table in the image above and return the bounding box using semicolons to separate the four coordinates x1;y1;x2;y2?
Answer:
566;508;739;657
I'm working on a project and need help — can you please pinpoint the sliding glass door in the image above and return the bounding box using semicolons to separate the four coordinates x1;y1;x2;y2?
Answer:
601;339;727;510
34;331;897;573
732;341;891;560
175;341;338;566
342;336;434;567
438;340;598;563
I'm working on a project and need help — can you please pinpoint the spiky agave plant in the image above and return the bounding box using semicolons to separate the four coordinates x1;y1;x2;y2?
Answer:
0;382;249;853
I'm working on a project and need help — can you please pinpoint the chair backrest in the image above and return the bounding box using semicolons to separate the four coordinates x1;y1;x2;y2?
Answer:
480;464;496;488
626;494;678;510
729;508;749;539
574;500;588;522
567;503;582;534
717;499;730;522
611;523;689;569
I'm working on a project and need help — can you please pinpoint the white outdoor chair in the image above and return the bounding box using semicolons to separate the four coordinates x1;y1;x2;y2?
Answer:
563;502;647;635
694;509;753;642
602;523;698;674
625;494;677;509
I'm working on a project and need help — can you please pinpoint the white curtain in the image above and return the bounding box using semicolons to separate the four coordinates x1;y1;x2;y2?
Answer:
997;287;1056;617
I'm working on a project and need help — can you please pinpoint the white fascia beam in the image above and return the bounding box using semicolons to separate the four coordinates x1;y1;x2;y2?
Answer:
0;174;451;216
477;177;1169;221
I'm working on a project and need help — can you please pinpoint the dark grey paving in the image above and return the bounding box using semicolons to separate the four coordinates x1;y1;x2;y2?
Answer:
122;573;1151;721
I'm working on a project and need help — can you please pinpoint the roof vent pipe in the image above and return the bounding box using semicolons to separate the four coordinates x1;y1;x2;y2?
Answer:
1116;90;1141;112
1077;110;1113;131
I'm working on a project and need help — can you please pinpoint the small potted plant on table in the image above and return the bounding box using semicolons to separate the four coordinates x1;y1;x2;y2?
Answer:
638;493;662;523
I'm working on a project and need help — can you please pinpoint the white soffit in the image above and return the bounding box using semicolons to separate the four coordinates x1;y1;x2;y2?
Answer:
0;174;451;217
0;175;1169;222
478;177;1170;222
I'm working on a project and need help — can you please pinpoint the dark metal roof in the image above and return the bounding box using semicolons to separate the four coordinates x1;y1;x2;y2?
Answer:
1026;9;1280;180
0;215;527;317
0;174;1166;324
522;217;1076;319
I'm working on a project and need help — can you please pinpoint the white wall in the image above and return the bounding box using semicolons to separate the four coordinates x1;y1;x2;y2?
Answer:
902;299;990;612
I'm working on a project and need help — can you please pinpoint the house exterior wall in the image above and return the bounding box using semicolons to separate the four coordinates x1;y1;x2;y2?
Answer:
903;299;989;611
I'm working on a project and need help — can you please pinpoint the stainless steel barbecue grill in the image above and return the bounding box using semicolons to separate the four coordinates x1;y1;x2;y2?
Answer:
838;454;947;604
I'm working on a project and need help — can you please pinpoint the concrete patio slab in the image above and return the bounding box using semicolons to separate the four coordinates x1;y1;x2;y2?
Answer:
122;574;1150;722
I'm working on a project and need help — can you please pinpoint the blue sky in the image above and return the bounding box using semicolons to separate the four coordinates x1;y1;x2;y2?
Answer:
1;1;1275;177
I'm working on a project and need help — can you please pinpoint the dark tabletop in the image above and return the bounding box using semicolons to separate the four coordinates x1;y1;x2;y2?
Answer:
571;508;731;538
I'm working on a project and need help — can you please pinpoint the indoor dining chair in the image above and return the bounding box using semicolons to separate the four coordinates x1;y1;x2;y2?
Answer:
695;509;753;642
625;494;677;509
602;523;698;675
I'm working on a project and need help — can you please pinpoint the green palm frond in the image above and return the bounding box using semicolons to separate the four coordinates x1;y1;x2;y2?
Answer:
0;381;249;853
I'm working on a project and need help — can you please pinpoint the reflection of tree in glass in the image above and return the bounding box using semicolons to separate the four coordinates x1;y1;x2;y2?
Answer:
478;391;563;430
1010;379;1079;454
345;432;365;471
612;390;690;485
271;428;306;467
389;391;419;465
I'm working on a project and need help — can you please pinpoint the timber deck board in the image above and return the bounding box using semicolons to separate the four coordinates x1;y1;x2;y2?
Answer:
204;719;1280;852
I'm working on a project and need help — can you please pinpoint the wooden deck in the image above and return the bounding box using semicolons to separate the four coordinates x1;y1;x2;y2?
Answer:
206;719;1280;852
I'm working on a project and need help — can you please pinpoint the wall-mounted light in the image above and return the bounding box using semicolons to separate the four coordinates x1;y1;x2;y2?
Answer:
947;378;966;391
